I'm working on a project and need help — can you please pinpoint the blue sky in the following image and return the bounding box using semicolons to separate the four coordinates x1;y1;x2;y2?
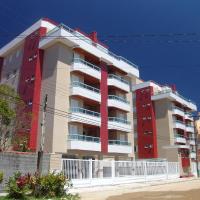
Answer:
0;0;199;108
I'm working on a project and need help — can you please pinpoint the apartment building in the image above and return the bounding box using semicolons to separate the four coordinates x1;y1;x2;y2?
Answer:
0;18;197;174
0;18;139;162
133;81;197;174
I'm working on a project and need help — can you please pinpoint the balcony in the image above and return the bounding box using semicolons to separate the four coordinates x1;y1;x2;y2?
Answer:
174;134;186;144
173;120;186;130
172;106;185;117
185;113;193;121
71;58;101;80
177;145;190;149
108;140;132;154
70;81;101;102
108;95;130;112
152;89;197;111
185;125;194;133
190;151;196;159
39;24;139;77
108;117;131;132
69;107;101;126
189;139;195;145
108;74;130;92
68;134;101;151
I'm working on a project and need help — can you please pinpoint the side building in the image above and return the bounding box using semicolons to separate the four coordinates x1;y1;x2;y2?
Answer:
0;19;139;165
133;81;197;174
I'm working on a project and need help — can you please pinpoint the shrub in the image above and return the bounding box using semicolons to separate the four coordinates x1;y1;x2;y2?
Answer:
6;172;30;200
30;172;79;199
0;171;3;184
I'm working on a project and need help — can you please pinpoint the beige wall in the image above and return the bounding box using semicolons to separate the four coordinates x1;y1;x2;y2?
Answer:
38;42;73;153
154;99;178;161
1;45;23;90
195;119;200;135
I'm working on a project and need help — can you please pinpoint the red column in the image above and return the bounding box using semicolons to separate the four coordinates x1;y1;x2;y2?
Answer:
0;57;3;82
18;27;47;151
100;61;108;153
136;86;158;159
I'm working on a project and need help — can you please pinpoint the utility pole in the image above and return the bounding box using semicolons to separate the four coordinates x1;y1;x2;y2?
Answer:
37;94;48;174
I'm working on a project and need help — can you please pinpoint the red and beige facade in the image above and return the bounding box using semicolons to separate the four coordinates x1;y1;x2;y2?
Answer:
133;81;197;174
0;19;197;173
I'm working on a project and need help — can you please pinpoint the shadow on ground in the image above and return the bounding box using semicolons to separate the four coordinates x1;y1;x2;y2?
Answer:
107;189;200;200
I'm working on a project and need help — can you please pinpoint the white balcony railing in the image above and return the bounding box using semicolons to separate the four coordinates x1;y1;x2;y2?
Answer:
108;117;131;132
69;107;101;126
72;58;101;80
174;134;186;144
108;140;132;154
190;152;196;159
172;106;185;117
71;81;101;102
173;120;186;130
68;134;101;151
185;125;194;133
185;113;193;121
189;139;195;145
108;74;130;92
108;95;130;111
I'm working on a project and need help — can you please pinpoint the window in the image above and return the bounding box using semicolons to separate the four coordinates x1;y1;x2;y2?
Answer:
16;50;20;58
28;100;33;106
9;54;13;63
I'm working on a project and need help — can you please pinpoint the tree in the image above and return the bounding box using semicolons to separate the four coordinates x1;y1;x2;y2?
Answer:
0;84;31;151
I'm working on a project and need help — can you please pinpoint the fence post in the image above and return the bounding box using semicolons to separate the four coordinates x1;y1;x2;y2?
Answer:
144;161;147;182
166;161;169;180
112;160;115;179
89;159;93;183
60;159;63;172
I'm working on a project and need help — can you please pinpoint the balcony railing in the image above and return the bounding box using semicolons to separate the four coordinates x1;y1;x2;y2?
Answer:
108;95;129;104
73;58;101;72
153;89;196;105
186;124;194;128
68;134;100;143
175;134;185;138
172;106;184;112
44;23;139;70
70;107;100;117
108;117;130;124
71;81;100;94
109;140;131;146
173;120;185;125
108;74;129;85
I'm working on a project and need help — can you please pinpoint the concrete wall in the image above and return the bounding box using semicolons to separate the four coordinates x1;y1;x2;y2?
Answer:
1;45;23;90
0;152;50;191
154;99;178;161
38;42;73;153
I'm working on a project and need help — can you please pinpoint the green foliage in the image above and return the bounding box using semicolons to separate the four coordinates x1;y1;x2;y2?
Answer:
0;171;3;184
6;172;30;200
5;172;80;200
30;172;74;198
0;84;32;152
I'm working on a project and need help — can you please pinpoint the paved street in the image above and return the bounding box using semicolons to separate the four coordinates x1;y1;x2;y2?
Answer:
78;178;200;200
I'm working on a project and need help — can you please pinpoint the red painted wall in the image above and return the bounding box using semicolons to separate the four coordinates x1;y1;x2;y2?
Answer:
100;61;108;153
136;86;158;159
180;149;190;167
0;57;3;82
18;27;47;150
181;157;190;167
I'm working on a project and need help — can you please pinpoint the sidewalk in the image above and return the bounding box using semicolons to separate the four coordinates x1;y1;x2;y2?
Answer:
72;178;198;200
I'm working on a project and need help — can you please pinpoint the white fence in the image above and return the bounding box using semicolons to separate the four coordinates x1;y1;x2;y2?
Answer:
61;159;180;187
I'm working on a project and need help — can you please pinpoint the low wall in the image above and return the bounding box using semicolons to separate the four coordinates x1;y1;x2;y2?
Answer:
0;152;50;191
